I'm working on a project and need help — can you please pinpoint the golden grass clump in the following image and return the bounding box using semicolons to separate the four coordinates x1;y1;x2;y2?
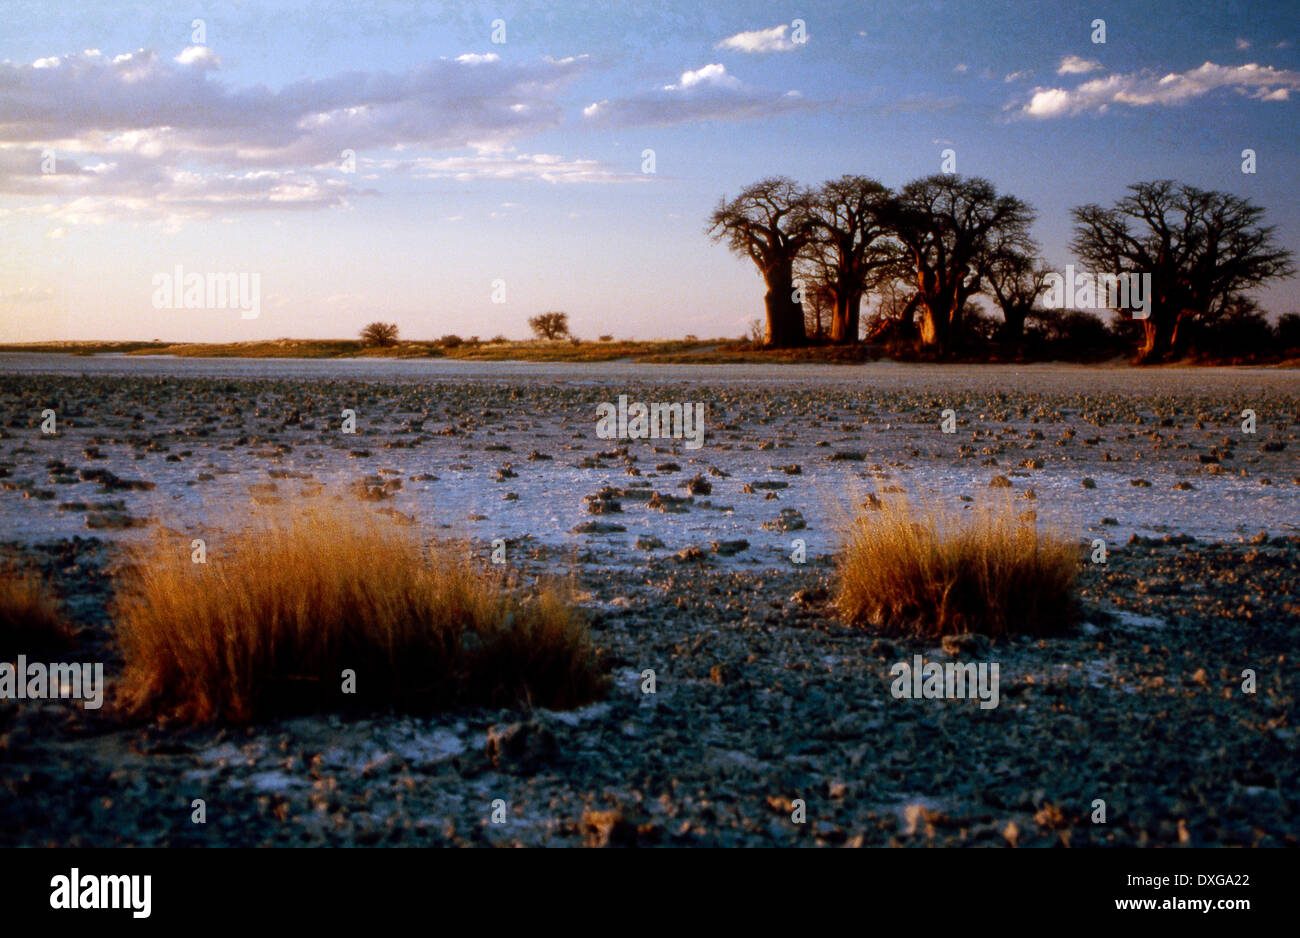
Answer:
0;571;71;660
116;500;606;722
836;496;1078;637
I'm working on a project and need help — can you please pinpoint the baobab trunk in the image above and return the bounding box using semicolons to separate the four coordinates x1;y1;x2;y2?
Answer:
914;271;953;350
1138;309;1181;363
831;289;862;344
764;270;807;347
917;292;957;350
829;291;852;343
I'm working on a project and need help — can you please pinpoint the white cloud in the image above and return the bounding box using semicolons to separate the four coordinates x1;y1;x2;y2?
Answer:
1236;38;1251;51
583;63;809;128
716;25;797;54
0;47;595;224
374;152;648;184
1058;55;1102;75
1019;61;1300;118
174;45;220;67
953;63;969;73
0;48;589;161
665;63;741;90
1004;70;1030;83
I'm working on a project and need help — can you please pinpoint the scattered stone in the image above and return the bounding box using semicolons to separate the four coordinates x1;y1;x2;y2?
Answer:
484;721;558;773
762;508;806;532
571;521;626;534
683;474;712;496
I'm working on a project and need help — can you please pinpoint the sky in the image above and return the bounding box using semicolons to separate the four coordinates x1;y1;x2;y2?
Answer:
0;0;1297;342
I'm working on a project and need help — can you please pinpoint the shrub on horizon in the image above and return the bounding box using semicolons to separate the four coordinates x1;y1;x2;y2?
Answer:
528;312;570;341
360;322;400;347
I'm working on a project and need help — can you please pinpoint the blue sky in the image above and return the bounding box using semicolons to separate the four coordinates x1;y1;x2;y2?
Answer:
1;0;1297;341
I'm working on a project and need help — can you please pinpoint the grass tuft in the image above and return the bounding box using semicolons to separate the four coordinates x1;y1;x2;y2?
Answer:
836;495;1078;637
0;570;71;660
115;500;606;722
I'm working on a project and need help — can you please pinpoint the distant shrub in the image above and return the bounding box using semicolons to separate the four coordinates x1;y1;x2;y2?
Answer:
569;336;582;346
1029;309;1115;356
598;335;614;343
489;335;509;344
684;334;698;341
1184;296;1275;360
529;312;570;340
440;334;464;348
957;307;1000;344
360;322;400;347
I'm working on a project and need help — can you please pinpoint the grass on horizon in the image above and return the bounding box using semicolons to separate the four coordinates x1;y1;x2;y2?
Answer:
100;337;727;362
115;498;606;723
836;495;1079;638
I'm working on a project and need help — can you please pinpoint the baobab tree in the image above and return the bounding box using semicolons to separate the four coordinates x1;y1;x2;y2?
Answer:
1071;181;1294;362
886;175;1035;352
708;177;813;347
980;247;1052;345
801;175;899;343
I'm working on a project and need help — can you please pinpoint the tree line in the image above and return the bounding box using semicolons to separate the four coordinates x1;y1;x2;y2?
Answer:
708;174;1295;362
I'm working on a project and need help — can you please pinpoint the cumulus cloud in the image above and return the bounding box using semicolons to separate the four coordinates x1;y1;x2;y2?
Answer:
0;47;592;223
582;63;809;127
1058;55;1102;75
174;45;220;68
716;25;798;53
665;63;742;90
1018;61;1300;118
